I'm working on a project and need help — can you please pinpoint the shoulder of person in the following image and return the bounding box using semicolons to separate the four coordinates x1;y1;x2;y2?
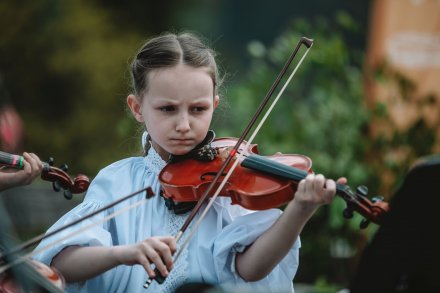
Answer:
89;157;145;190
97;156;146;178
84;157;146;201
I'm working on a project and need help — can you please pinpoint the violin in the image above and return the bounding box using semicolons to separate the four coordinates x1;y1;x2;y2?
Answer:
0;151;90;199
159;137;389;227
0;259;65;293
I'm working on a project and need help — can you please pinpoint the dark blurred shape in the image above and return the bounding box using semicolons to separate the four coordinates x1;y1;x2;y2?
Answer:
0;74;23;153
350;155;440;293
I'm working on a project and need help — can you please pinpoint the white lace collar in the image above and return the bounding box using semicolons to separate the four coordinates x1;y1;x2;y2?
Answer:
144;147;167;175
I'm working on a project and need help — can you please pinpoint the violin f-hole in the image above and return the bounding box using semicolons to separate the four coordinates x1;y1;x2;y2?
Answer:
200;172;227;181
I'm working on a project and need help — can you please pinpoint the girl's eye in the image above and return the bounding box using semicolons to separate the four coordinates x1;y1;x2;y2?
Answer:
159;106;175;112
192;106;207;113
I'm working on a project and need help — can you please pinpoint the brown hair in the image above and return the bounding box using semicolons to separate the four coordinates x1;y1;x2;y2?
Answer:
130;32;221;97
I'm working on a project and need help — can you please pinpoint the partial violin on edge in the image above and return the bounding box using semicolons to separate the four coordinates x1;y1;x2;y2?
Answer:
0;151;90;199
0;259;65;293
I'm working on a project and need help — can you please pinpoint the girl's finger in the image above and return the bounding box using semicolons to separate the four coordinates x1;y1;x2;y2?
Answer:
146;247;168;277
158;236;177;254
304;173;315;194
336;177;347;185
155;243;174;271
312;174;326;194
139;258;155;278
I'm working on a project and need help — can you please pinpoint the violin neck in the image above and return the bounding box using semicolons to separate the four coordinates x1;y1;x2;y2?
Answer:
241;154;308;182
242;154;347;192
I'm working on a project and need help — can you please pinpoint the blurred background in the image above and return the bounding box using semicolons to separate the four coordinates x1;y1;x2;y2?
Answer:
1;0;439;292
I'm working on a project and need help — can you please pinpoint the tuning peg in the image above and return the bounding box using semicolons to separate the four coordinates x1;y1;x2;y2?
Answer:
360;218;370;229
343;207;354;219
64;189;73;200
48;157;54;166
59;163;69;172
356;185;368;197
52;181;61;192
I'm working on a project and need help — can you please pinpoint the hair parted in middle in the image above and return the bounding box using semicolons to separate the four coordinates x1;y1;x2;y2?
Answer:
130;32;222;98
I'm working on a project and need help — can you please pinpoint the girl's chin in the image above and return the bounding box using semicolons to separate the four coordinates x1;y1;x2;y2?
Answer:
170;148;194;156
165;145;195;155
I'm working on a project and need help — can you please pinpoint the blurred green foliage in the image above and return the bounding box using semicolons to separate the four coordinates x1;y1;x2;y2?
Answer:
0;0;145;175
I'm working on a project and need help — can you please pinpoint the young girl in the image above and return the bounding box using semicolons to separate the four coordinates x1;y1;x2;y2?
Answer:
0;152;43;191
33;32;345;293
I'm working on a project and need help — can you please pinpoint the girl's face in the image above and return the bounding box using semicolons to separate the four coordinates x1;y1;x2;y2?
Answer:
128;64;219;160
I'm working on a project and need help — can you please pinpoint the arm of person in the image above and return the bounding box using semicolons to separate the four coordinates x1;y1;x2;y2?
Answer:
0;152;43;191
51;236;176;283
235;174;347;282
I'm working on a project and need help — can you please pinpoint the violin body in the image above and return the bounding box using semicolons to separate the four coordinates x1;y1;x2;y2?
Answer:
159;137;313;210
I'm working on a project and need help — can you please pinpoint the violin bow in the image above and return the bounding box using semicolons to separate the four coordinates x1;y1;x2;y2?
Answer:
144;37;314;288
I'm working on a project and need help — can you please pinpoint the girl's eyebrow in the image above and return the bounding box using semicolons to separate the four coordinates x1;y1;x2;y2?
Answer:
152;96;213;104
149;97;180;105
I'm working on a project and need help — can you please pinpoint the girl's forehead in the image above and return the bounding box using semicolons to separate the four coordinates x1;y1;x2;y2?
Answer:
148;65;214;91
145;64;215;99
149;64;211;80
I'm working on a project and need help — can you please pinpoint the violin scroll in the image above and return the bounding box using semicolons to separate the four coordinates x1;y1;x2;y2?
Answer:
41;157;90;199
338;184;389;229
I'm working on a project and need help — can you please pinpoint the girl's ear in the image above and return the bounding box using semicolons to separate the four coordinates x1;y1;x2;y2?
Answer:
214;95;220;109
127;94;144;122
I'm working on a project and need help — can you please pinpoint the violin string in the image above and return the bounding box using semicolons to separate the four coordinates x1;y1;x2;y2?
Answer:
0;197;150;274
171;44;313;265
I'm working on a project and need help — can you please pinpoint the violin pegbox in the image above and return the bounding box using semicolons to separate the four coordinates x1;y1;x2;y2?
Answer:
41;157;90;199
340;184;389;229
46;157;72;199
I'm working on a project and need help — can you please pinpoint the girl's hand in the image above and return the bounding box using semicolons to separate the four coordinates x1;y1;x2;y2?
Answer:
0;152;43;190
294;174;347;212
114;236;176;279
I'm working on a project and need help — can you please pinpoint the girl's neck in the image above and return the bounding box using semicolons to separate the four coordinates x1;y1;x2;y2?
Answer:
150;141;170;161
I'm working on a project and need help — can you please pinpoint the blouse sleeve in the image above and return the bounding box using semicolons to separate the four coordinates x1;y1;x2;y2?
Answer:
212;209;301;293
32;166;120;266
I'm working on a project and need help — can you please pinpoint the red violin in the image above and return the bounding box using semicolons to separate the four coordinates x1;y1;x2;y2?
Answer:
159;137;389;228
0;151;90;199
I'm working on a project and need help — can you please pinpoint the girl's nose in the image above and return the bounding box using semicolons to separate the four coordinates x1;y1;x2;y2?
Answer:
175;114;190;132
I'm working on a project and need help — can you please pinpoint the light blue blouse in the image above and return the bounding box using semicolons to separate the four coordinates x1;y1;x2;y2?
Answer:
33;148;300;293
